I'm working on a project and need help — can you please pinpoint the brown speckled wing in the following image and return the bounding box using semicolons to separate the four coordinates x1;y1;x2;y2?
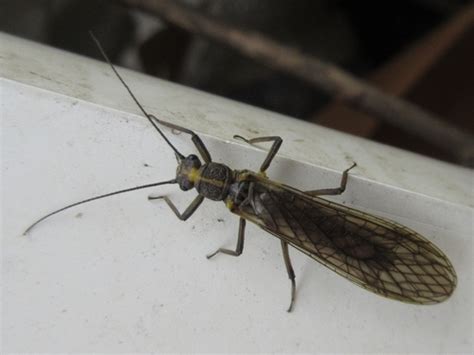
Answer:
235;178;457;304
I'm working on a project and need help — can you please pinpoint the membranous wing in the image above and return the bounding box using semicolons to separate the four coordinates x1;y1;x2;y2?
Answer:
230;173;456;304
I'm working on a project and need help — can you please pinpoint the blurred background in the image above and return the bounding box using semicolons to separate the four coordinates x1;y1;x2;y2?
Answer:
1;0;473;165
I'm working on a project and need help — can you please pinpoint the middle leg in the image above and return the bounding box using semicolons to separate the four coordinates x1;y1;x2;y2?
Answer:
234;135;282;173
206;218;246;259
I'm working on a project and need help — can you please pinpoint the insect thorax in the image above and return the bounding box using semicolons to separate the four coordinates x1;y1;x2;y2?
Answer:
227;179;250;207
195;163;234;201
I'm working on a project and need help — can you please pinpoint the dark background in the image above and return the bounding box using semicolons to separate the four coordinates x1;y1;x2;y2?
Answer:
1;0;473;164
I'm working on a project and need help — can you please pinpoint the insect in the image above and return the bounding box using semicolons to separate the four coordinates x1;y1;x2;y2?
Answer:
24;33;457;311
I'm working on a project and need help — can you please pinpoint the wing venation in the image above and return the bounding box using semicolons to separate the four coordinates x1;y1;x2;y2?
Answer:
231;176;456;304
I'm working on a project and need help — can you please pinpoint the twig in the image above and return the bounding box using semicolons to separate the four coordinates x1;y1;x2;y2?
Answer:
313;3;474;138
123;0;474;166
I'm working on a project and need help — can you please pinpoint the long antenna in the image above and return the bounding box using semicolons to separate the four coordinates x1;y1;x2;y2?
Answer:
89;31;185;160
23;179;177;235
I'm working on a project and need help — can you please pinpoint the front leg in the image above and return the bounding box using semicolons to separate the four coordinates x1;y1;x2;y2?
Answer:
234;135;282;173
306;162;357;196
148;194;204;220
149;114;212;163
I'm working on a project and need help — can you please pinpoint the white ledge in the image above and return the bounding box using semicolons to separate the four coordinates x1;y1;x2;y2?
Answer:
2;32;472;352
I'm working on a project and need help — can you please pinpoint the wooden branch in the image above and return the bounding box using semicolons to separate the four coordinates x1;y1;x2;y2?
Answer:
314;3;474;137
123;0;474;166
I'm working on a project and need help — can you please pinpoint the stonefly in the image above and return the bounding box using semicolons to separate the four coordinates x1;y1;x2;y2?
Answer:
24;33;457;311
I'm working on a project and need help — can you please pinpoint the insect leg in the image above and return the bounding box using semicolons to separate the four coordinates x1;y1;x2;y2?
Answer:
305;162;357;196
281;241;296;312
149;114;212;163
148;194;204;220
206;218;246;259
234;135;282;173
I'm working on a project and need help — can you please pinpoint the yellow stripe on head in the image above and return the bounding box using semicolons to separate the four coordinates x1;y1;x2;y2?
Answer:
188;168;200;182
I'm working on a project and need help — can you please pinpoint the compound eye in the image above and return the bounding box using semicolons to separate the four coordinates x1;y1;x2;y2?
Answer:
188;154;201;168
177;176;194;191
182;179;193;190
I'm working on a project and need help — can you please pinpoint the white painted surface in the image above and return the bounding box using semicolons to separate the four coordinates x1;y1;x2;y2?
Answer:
1;32;472;353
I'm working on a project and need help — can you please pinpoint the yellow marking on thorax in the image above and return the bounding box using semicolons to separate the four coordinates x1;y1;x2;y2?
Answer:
187;168;225;187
